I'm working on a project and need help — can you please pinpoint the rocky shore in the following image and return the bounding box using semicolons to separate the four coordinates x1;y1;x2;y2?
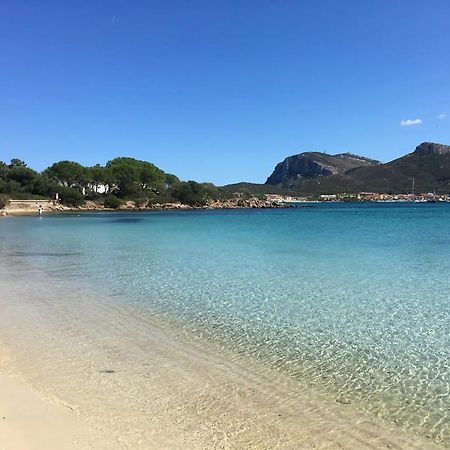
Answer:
1;197;291;216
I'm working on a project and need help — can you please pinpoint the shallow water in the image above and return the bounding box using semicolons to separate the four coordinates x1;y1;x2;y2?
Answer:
1;203;449;445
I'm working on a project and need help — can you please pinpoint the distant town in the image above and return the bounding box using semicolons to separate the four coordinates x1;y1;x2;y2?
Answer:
265;192;450;203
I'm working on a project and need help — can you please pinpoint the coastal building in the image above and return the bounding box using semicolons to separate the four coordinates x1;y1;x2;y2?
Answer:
265;194;283;201
357;192;380;201
320;194;337;201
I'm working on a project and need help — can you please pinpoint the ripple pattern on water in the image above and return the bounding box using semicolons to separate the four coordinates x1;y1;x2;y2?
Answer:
1;203;449;445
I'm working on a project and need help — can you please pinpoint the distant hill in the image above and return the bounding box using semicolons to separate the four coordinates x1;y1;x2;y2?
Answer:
221;182;288;195
265;152;380;185
224;142;450;195
297;142;450;194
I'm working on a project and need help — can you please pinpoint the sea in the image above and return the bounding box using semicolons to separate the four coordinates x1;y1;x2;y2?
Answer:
0;202;449;446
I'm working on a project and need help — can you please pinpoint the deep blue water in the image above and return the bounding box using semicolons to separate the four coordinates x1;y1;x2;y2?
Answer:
1;203;449;442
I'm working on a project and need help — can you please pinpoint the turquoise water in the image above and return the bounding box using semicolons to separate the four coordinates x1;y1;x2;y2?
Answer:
1;203;450;443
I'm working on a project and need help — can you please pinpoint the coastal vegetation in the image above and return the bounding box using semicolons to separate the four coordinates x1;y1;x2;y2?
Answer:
0;194;8;209
0;157;230;207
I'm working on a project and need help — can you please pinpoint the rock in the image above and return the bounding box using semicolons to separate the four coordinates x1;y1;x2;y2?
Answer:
412;142;450;156
336;397;351;405
266;152;379;185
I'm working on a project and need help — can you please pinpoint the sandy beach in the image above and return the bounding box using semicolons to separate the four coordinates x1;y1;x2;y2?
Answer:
0;371;117;450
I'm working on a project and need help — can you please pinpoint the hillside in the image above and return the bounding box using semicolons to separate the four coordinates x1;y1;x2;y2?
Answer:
221;182;288;195
257;142;450;195
265;152;379;185
298;142;450;194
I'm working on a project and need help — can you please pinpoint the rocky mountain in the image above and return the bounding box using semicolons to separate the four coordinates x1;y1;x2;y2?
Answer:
266;142;450;194
223;142;450;195
412;142;450;156
342;141;450;193
265;152;379;185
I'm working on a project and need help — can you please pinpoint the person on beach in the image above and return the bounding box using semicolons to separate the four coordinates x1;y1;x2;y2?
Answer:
38;205;43;216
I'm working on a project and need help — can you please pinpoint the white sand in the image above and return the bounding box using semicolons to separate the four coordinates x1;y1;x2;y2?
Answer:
0;373;115;450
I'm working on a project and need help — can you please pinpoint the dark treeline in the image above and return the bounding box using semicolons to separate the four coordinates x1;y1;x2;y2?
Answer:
0;157;231;208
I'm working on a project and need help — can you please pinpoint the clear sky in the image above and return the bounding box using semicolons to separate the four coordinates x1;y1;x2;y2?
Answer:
1;0;449;185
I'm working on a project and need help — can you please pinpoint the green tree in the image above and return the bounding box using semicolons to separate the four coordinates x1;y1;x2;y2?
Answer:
9;159;27;168
103;195;122;209
32;174;53;197
111;164;139;197
45;161;86;188
102;167;116;195
6;166;38;187
106;157;164;198
171;181;207;206
0;194;9;209
88;164;106;193
0;161;9;179
139;164;163;190
58;186;85;206
165;173;180;188
105;157;165;194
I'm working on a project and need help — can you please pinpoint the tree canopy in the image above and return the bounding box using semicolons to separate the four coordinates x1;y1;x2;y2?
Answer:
44;161;87;188
0;156;229;207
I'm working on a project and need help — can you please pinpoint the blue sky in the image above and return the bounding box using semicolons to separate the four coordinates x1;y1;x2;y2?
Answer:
1;0;449;184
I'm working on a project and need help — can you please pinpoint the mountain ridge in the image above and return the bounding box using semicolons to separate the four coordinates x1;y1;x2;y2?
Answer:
223;142;450;195
265;151;380;185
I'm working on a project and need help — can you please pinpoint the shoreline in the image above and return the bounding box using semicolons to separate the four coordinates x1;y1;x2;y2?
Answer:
3;197;449;217
0;253;441;449
1;197;292;217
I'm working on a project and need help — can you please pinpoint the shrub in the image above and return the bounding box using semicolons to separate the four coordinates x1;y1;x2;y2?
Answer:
0;194;9;209
84;191;103;201
147;191;175;205
171;181;207;206
103;195;122;209
59;187;85;207
132;193;148;207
